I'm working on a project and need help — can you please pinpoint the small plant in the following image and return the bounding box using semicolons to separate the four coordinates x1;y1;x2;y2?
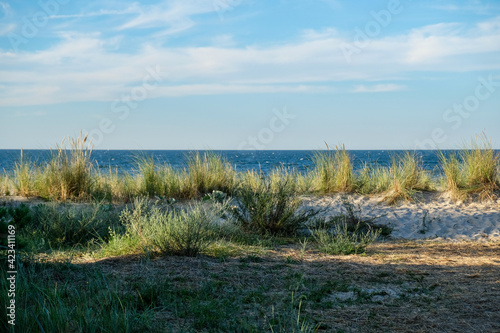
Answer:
232;173;319;236
419;210;432;234
121;198;225;256
313;195;390;236
311;222;381;255
202;190;228;203
268;293;319;333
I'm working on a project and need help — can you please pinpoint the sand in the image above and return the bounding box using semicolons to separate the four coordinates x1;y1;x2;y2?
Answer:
302;193;500;241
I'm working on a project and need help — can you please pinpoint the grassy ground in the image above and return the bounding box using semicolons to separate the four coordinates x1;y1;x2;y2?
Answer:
3;239;499;332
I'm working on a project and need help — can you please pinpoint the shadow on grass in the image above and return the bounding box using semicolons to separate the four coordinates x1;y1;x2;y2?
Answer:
3;241;499;333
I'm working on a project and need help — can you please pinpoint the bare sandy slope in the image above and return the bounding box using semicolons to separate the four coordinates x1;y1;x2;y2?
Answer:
302;193;500;242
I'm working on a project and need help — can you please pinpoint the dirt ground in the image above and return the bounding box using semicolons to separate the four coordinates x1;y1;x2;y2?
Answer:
70;240;500;332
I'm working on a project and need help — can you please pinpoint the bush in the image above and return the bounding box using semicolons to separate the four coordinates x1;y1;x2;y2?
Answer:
32;202;118;247
121;198;225;256
232;173;319;236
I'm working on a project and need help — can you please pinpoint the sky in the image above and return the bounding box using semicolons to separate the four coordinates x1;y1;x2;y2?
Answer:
0;0;499;150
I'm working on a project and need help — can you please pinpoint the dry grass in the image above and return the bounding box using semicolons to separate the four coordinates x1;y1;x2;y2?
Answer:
383;152;432;205
312;144;355;194
440;133;499;202
66;240;500;332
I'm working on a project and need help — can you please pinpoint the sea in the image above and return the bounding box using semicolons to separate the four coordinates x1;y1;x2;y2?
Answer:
2;149;494;176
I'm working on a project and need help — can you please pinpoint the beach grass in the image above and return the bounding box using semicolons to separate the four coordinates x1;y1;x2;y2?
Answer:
120;198;231;257
440;133;499;201
383;152;432;204
187;151;237;197
356;164;392;195
312;144;355;194
2;133;499;204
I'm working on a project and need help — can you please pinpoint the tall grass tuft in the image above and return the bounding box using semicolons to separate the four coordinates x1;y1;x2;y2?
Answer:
312;144;355;194
440;133;499;201
383;152;431;204
36;132;95;201
356;164;392;195
439;152;464;201
187;151;236;196
14;149;36;196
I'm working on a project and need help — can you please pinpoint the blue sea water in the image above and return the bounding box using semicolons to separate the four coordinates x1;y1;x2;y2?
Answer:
1;149;491;176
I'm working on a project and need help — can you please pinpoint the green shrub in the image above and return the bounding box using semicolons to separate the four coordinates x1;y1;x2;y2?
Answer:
32;202;118;247
121;198;225;256
233;173;319;236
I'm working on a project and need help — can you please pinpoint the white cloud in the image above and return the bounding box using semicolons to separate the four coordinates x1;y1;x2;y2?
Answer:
0;16;499;106
118;0;222;31
352;84;405;93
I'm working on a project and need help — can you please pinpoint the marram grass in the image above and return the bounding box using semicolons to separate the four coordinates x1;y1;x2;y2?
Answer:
440;133;499;201
2;133;499;203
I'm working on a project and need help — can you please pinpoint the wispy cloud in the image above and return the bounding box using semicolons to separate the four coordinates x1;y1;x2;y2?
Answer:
0;6;499;107
431;2;500;14
118;0;225;31
49;6;139;19
352;84;406;93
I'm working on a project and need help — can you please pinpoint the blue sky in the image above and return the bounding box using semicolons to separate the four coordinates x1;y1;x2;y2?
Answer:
0;0;499;149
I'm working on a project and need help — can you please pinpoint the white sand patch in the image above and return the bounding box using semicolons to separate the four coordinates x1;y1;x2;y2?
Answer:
301;193;500;242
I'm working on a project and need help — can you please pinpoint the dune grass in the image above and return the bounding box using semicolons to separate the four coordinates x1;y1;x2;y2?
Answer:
2;133;499;204
312;144;355;194
186;151;237;197
356;164;392;195
383;152;432;204
440;134;499;201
